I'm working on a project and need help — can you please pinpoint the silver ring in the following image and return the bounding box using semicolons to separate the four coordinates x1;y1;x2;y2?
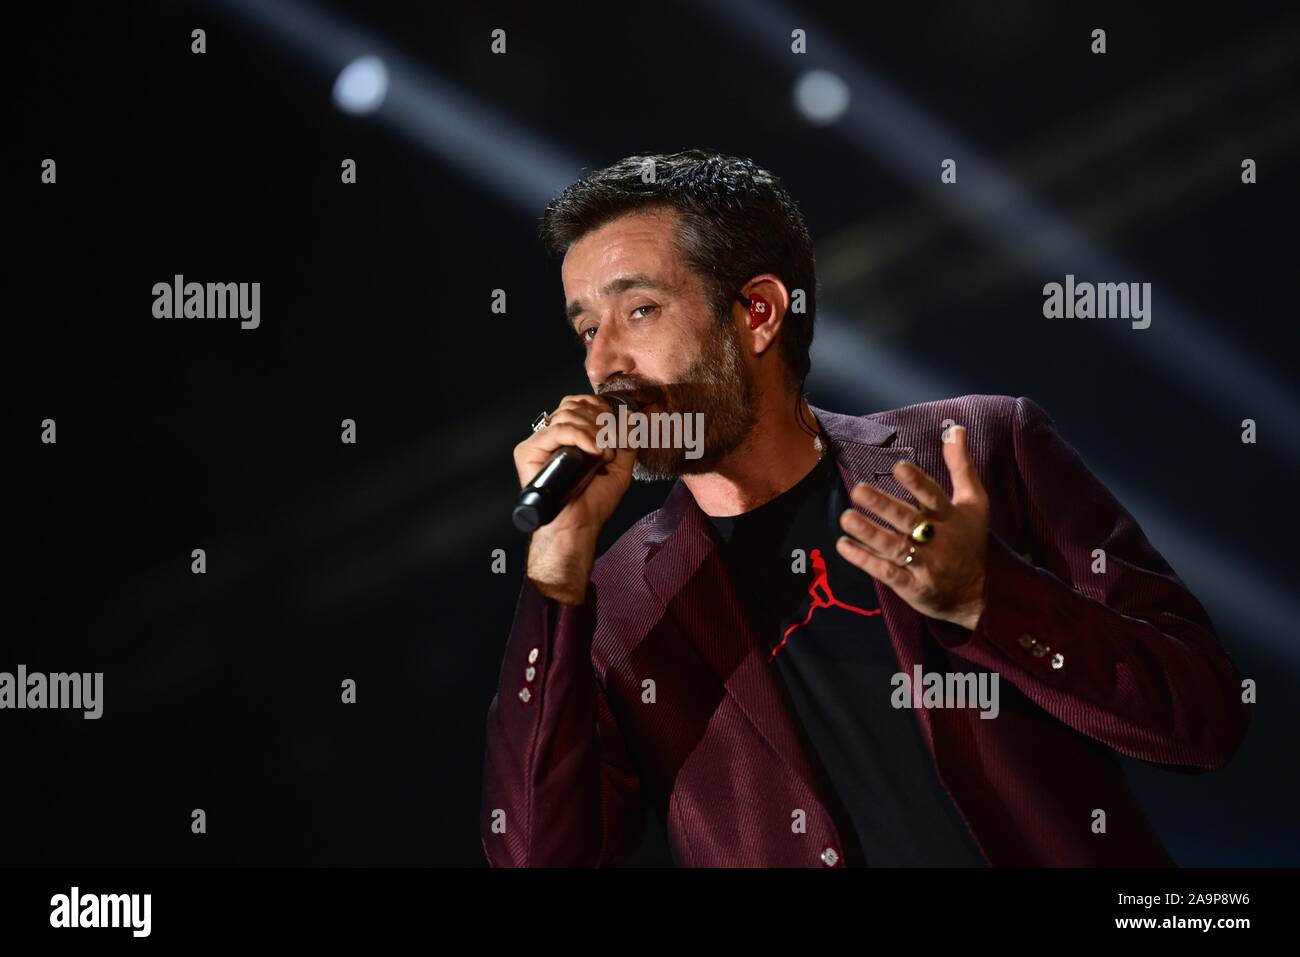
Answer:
900;544;917;567
531;411;550;434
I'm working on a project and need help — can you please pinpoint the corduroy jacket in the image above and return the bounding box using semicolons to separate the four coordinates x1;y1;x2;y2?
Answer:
481;394;1250;866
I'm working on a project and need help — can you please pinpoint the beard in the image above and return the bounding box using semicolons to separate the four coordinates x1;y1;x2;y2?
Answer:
599;314;758;482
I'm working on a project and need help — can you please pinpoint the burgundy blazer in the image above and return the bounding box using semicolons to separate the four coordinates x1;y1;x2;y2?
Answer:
480;394;1250;867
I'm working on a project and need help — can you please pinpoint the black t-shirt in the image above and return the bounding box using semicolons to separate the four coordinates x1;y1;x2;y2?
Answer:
706;451;986;867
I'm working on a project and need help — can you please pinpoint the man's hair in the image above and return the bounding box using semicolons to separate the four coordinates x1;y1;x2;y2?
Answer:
539;149;817;389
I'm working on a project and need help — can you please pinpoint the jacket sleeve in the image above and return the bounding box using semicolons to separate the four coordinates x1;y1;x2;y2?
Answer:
926;395;1251;771
480;576;646;866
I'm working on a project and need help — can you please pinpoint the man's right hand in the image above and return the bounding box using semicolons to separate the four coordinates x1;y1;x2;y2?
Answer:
513;394;636;605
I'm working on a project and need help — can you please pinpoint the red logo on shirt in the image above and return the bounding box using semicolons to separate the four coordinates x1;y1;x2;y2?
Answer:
769;548;881;662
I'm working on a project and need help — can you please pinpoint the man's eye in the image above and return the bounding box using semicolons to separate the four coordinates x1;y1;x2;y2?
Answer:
578;326;597;345
632;304;659;319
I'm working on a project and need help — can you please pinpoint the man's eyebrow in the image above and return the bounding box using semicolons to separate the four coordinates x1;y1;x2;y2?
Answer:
564;274;671;325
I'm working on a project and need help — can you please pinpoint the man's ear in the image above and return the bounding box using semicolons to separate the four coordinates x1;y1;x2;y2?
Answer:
738;275;792;357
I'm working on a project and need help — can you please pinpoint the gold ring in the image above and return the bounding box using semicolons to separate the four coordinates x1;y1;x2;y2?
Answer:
909;520;936;544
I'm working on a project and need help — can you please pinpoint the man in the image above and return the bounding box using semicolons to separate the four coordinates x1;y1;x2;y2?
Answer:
479;150;1250;867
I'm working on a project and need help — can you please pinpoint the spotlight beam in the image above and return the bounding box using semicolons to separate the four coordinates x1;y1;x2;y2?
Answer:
707;0;1300;461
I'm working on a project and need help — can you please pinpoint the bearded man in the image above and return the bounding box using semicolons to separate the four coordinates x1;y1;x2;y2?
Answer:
479;150;1249;868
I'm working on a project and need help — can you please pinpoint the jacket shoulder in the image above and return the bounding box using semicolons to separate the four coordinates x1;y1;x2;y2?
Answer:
856;395;1046;528
864;393;1025;438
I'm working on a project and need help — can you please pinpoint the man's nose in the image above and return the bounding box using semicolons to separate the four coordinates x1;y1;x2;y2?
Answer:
585;319;634;386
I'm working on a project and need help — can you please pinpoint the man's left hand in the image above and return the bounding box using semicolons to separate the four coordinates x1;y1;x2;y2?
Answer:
835;425;989;631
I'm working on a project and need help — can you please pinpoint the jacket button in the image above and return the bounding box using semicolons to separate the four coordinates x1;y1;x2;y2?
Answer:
527;647;540;664
525;666;536;681
1018;634;1034;648
820;845;841;867
1050;652;1065;670
1031;643;1048;658
518;687;532;704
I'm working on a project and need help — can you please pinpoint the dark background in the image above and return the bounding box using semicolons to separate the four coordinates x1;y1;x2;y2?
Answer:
8;1;1299;865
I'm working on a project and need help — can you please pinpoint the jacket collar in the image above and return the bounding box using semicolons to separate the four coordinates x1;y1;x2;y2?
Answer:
642;404;903;553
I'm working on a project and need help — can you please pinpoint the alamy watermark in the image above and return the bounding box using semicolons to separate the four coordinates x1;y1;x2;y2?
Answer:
152;274;260;329
0;666;103;719
891;665;999;719
1042;273;1151;329
50;887;150;937
596;403;704;459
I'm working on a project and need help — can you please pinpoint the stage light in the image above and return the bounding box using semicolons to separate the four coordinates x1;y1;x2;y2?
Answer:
794;69;850;125
333;54;388;114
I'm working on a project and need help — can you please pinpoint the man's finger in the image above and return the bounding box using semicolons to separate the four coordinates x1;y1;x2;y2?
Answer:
892;459;953;514
849;482;923;534
836;535;916;591
840;508;909;560
943;425;984;504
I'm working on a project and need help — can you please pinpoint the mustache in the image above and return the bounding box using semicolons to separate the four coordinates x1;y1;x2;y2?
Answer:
597;381;730;414
597;381;668;407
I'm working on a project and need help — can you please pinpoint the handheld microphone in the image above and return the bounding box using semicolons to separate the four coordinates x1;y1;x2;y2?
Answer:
512;393;640;533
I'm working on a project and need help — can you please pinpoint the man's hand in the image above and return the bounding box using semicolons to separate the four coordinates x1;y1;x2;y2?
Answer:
835;425;989;630
514;394;637;605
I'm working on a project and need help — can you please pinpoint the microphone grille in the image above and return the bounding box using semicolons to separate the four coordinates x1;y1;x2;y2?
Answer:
600;391;640;414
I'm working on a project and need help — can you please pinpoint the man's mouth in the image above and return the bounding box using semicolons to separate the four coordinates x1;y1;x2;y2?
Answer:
601;386;664;414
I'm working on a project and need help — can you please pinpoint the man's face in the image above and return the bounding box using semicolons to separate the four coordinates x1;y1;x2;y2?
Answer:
561;208;756;480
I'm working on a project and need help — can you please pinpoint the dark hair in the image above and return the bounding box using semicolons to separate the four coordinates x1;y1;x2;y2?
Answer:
539;149;817;390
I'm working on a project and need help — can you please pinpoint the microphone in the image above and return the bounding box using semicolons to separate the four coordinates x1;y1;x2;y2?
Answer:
512;393;640;533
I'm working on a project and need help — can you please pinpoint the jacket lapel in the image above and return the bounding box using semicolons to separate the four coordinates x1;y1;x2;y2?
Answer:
818;408;928;679
812;407;931;767
638;405;919;822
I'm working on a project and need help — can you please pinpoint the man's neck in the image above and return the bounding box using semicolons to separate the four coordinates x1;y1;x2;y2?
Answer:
683;395;825;518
